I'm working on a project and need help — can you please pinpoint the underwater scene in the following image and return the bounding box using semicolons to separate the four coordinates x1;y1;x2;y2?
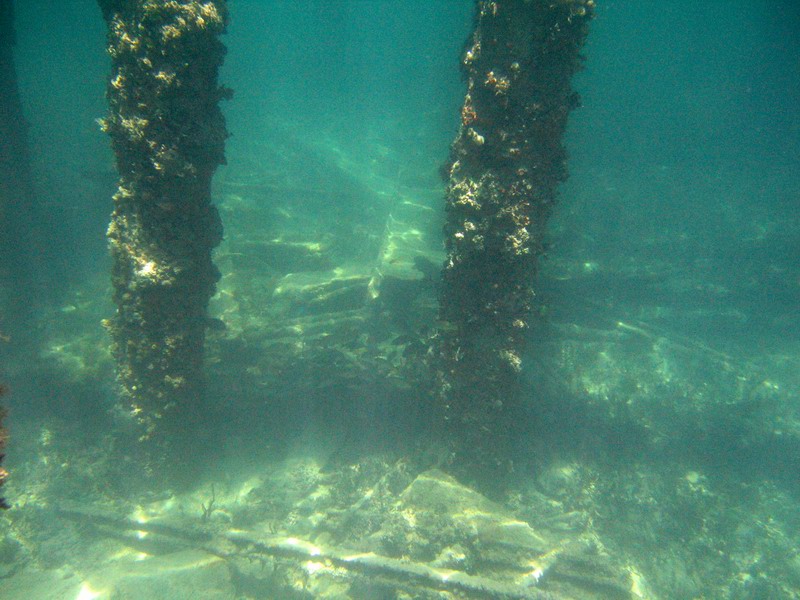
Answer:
1;0;799;598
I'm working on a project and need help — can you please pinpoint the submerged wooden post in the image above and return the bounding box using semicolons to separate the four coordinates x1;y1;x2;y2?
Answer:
1;0;31;509
97;0;230;477
438;0;593;485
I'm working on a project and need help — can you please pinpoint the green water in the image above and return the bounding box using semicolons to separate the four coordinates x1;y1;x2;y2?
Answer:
1;1;799;598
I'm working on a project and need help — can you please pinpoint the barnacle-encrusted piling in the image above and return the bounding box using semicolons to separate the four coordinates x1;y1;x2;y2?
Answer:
438;0;593;485
1;0;28;510
97;0;230;471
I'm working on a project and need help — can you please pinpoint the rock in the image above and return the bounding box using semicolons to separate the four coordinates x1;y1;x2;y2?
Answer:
396;470;549;567
381;470;636;599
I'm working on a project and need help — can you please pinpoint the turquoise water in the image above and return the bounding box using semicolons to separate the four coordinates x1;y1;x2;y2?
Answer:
1;1;799;598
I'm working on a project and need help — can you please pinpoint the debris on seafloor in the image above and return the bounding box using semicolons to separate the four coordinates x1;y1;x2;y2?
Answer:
49;467;638;600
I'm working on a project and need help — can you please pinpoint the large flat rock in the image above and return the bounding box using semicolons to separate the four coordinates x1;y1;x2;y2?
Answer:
398;470;549;563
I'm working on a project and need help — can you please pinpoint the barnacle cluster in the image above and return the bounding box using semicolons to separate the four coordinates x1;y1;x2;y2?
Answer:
485;70;511;96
